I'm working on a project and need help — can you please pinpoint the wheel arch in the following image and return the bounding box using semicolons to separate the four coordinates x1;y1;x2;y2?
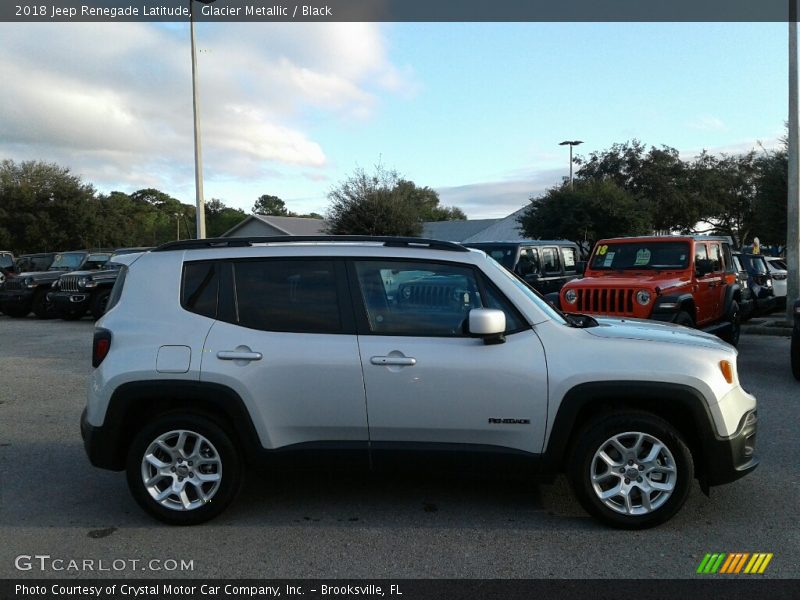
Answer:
88;380;262;471
542;381;717;489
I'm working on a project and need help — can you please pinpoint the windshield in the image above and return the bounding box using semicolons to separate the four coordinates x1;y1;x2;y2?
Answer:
84;253;112;269
48;252;86;270
767;259;787;271
590;241;690;270
739;255;768;275
482;254;567;325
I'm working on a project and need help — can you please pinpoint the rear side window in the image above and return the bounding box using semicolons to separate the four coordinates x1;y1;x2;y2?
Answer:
561;247;577;272
541;248;561;274
233;260;340;333
182;261;219;319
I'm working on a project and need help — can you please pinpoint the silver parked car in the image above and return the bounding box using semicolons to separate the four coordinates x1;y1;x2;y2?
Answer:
82;236;758;529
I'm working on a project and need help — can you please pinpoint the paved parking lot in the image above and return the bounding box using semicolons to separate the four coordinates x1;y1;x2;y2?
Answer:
0;316;798;579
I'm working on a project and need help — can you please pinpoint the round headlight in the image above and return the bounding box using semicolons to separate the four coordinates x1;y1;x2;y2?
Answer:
24;277;36;288
635;289;651;305
564;289;577;304
77;277;88;288
51;279;60;290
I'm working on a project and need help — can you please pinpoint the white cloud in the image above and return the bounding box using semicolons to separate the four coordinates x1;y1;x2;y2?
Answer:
688;116;728;133
0;22;415;198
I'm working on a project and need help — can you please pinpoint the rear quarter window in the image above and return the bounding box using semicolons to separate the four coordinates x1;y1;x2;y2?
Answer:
181;261;219;319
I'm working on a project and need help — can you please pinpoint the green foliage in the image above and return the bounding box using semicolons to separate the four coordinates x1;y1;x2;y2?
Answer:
518;180;650;247
324;165;465;236
253;194;289;216
522;138;789;249
0;159;249;252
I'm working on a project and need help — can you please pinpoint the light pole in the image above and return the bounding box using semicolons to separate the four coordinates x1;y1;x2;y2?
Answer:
190;0;215;239
788;1;800;321
559;140;583;188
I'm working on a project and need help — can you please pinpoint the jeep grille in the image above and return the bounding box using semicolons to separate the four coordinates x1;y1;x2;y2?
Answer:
575;287;635;315
60;275;80;293
4;278;24;291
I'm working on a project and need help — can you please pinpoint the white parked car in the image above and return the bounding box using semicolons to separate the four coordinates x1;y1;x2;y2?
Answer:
764;257;787;303
81;236;759;529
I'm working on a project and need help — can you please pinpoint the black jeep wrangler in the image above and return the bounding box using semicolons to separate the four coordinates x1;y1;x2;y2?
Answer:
50;248;152;320
0;251;112;318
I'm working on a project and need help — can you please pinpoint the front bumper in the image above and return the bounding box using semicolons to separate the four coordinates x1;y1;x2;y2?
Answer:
50;291;90;311
704;409;759;486
0;288;34;306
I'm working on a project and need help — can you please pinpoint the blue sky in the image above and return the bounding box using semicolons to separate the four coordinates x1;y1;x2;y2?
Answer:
0;21;789;219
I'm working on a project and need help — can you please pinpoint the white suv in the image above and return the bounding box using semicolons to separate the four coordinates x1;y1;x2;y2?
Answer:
81;237;758;529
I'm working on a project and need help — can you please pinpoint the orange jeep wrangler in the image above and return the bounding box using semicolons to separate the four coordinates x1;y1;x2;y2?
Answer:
555;235;741;346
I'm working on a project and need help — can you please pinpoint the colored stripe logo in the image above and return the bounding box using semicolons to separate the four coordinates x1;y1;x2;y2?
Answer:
696;553;773;574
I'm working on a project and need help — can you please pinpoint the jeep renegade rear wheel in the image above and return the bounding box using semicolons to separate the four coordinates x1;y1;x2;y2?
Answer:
126;414;242;525
568;413;693;529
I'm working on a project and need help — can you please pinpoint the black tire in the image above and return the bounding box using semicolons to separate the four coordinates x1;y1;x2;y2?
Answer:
31;289;56;319
90;289;111;320
126;413;243;525
720;300;740;347
567;412;693;529
792;328;800;382
2;303;31;318
675;311;694;327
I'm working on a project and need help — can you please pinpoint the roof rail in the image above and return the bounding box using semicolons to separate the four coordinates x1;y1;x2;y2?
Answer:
152;235;469;253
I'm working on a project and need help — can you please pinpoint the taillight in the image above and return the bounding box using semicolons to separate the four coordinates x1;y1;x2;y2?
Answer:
92;329;112;368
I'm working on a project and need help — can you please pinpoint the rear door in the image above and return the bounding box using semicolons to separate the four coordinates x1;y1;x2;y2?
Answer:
199;258;369;457
350;258;549;456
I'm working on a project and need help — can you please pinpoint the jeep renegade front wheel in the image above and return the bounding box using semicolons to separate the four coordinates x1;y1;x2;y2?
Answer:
568;413;693;529
126;414;242;525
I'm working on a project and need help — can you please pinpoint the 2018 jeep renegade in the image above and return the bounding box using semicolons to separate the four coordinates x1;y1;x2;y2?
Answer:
82;237;758;529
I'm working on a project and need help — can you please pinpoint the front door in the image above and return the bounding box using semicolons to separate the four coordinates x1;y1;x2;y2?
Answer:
350;259;549;455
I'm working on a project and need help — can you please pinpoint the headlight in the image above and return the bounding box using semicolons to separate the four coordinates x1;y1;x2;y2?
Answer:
766;279;772;288
24;277;36;288
51;280;60;290
635;289;651;305
564;289;577;304
77;277;88;288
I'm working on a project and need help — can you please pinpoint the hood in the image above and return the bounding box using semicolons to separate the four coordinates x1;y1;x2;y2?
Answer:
16;270;63;280
568;272;692;291
586;316;733;352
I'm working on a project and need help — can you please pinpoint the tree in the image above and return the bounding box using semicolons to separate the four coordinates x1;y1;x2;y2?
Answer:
517;180;650;249
0;160;97;252
253;194;290;216
325;165;465;236
206;198;248;237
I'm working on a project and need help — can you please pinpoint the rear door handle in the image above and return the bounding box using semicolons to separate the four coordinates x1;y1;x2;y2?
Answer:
217;351;262;361
370;356;416;366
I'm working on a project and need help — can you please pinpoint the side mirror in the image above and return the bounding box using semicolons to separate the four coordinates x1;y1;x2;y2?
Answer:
468;308;506;345
576;261;586;276
696;259;714;277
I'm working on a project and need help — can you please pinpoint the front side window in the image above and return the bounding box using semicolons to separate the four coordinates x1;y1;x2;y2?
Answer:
233;260;340;333
85;253;112;270
354;260;524;336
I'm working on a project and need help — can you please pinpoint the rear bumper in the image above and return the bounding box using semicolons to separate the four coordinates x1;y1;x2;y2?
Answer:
81;407;124;471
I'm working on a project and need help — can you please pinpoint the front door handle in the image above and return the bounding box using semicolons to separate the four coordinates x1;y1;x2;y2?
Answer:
217;351;262;361
370;356;416;366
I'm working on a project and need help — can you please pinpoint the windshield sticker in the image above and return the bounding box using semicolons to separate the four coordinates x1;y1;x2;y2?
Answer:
597;245;609;256
603;252;615;267
634;249;651;266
